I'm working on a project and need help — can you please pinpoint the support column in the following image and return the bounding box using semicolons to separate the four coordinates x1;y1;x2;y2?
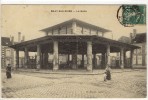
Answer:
40;52;43;68
53;41;59;71
87;41;92;71
41;53;44;68
142;44;146;66
42;51;48;69
68;54;70;62
106;45;110;67
93;54;97;68
36;44;41;70
72;53;77;69
45;52;48;68
135;49;138;65
24;47;29;68
124;51;126;67
16;49;19;69
69;54;72;61
82;53;84;68
67;54;70;67
130;49;134;68
101;52;106;69
120;48;124;69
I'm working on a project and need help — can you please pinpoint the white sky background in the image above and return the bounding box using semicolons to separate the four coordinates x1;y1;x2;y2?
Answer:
1;5;146;42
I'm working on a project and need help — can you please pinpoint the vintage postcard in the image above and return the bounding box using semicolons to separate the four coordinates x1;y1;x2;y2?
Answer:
0;3;147;98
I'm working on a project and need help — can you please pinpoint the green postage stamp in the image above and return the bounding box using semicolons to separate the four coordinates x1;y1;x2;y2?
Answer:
117;5;146;27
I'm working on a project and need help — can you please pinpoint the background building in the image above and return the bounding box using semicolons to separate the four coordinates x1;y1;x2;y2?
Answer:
131;30;146;68
9;19;139;71
1;37;14;68
1;33;26;69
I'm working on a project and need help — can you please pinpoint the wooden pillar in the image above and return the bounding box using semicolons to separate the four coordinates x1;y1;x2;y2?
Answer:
87;41;92;71
124;51;126;67
68;54;70;63
120;48;124;69
16;49;19;69
72;21;76;34
135;49;138;65
67;54;70;67
130;49;134;68
24;47;29;68
82;53;84;68
93;54;97;68
142;44;146;66
116;52;120;68
106;45;110;67
41;53;43;69
42;52;47;69
53;41;59;71
41;53;44;68
72;53;77;69
36;44;41;70
44;51;48;68
101;52;106;69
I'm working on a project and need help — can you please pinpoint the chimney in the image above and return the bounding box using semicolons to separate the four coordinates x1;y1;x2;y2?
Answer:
130;29;137;44
21;35;25;42
18;32;21;42
11;36;14;45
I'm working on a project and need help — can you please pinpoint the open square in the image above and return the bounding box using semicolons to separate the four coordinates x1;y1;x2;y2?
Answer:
1;69;146;98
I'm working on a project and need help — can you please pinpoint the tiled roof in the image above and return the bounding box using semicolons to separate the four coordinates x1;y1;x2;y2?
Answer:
133;33;146;43
40;18;111;33
1;37;12;46
9;35;140;52
118;36;131;44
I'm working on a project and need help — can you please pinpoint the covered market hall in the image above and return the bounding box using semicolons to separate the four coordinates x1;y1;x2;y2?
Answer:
9;18;139;71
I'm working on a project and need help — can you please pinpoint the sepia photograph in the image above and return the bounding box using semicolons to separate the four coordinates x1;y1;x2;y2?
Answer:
1;4;147;98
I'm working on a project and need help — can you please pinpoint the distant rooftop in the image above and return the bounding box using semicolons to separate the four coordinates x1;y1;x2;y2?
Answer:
40;18;111;33
118;36;131;44
1;37;12;46
132;33;146;43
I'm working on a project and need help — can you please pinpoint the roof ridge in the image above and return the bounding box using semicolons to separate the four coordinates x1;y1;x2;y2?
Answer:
40;18;111;33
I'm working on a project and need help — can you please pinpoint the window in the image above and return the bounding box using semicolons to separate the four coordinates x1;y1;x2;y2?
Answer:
137;48;142;54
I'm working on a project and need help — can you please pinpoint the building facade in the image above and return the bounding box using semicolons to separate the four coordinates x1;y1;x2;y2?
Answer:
131;32;146;68
1;37;14;68
9;19;139;71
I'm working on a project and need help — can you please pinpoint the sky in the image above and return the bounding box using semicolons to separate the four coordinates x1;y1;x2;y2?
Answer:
1;5;146;42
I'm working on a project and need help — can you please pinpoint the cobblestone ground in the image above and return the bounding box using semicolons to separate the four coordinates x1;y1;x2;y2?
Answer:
1;69;147;98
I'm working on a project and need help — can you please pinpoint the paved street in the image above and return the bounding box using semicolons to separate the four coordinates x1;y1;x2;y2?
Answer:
1;69;147;98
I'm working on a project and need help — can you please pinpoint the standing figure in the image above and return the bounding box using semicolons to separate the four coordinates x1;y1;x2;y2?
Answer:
104;65;111;81
6;64;12;79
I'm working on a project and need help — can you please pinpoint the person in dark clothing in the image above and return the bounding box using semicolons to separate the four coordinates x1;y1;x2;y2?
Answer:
104;65;111;81
6;64;12;79
106;68;111;80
